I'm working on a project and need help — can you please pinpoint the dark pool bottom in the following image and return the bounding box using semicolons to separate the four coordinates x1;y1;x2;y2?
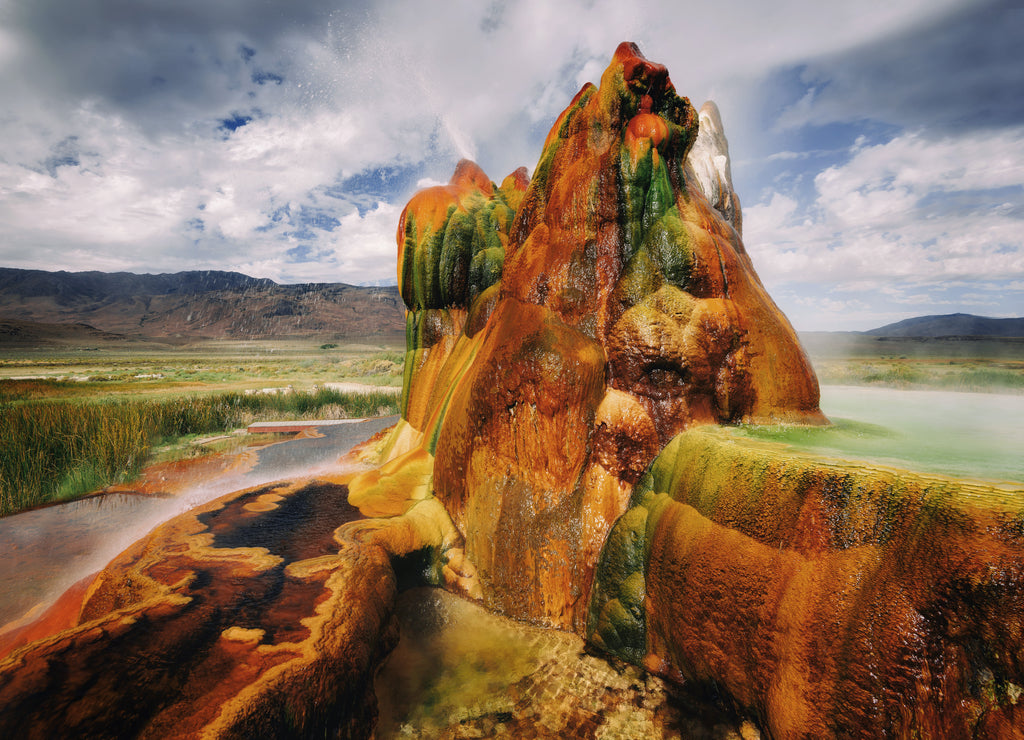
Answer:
374;587;759;739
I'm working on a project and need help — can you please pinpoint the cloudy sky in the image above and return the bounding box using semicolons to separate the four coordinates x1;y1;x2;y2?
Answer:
0;0;1020;330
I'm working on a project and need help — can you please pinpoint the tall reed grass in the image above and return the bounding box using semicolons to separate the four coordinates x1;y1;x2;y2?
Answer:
0;387;399;517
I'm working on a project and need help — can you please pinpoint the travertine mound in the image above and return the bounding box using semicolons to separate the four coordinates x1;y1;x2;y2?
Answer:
354;42;1024;738
365;41;823;635
589;428;1024;738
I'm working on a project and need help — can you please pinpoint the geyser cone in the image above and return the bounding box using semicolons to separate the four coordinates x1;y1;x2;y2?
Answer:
381;41;824;632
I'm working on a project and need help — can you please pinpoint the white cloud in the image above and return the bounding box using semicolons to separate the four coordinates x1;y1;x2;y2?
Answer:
817;130;1024;206
331;201;403;283
745;126;1024;289
0;0;1002;304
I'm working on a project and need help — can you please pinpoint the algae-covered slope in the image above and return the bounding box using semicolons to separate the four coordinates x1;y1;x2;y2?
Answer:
589;427;1024;738
360;41;824;633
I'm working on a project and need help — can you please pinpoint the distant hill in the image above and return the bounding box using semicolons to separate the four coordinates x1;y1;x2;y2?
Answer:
0;268;405;340
865;313;1024;338
0;318;136;347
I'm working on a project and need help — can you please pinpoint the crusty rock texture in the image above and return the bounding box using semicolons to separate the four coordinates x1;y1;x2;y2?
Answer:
363;41;824;638
589;427;1024;739
356;41;1024;739
0;477;400;739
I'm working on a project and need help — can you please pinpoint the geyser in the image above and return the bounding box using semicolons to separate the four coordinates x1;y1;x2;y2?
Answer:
358;40;824;635
356;41;1024;738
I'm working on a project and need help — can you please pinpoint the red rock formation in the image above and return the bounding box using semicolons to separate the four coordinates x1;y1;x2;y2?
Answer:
589;427;1024;738
376;41;824;634
359;42;1024;737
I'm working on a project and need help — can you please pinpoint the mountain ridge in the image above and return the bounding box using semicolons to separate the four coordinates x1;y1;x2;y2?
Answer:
0;267;404;340
3;270;1020;342
865;312;1024;338
0;268;277;302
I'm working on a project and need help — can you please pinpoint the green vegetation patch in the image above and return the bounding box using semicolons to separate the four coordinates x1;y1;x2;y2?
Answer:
0;386;400;517
0;338;406;392
803;336;1024;393
814;359;1009;389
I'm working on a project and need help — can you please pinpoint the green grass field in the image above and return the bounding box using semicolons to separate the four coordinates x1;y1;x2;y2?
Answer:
0;338;405;517
0;337;406;395
800;333;1024;392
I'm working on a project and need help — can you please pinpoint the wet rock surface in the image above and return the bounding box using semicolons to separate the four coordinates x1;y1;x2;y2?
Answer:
0;416;398;631
355;41;1024;738
0;422;400;739
368;40;824;640
590;427;1024;738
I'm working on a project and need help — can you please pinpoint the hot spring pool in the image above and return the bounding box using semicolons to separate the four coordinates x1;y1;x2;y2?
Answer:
739;385;1024;485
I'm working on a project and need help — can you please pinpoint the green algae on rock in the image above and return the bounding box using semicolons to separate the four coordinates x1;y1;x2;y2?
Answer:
589;426;1024;738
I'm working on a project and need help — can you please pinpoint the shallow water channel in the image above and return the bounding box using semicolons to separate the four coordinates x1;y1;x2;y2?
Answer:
0;416;398;625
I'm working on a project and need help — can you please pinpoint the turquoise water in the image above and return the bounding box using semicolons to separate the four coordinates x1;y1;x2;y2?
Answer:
742;386;1024;485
